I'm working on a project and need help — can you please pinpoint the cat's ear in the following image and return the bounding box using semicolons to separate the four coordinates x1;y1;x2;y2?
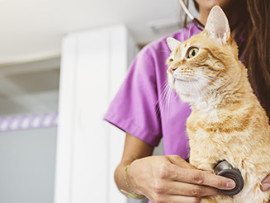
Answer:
204;6;230;43
167;37;180;51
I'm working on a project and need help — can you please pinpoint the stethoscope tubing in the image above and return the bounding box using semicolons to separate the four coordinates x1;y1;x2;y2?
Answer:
179;0;205;31
179;0;195;20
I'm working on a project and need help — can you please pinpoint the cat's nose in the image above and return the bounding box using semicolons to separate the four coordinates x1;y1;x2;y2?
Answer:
169;66;178;73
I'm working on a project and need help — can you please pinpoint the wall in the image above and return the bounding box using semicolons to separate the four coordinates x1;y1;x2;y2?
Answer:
55;24;138;203
0;128;57;203
0;57;60;203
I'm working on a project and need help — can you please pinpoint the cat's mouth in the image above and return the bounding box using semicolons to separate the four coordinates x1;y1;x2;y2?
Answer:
175;78;198;83
172;73;197;83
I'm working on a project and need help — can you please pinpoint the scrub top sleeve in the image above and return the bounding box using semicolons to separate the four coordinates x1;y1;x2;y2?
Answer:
104;46;162;146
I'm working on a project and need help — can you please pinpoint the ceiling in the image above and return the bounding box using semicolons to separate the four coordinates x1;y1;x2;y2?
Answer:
0;0;198;118
0;58;60;117
0;0;198;64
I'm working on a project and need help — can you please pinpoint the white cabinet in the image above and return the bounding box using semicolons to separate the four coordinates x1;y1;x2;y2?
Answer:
54;25;138;203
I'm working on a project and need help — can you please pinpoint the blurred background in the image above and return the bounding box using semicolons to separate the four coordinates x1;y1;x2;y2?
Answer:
0;0;197;203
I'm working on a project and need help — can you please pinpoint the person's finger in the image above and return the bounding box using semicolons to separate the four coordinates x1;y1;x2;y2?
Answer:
261;174;270;191
167;164;236;190
168;155;196;169
166;180;219;197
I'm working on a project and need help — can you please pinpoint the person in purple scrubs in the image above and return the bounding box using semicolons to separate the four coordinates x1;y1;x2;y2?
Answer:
104;0;270;202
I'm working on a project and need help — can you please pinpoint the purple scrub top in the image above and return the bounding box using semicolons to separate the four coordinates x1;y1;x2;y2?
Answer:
104;22;201;159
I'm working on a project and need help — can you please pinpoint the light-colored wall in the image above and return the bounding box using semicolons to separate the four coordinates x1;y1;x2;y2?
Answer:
0;128;57;203
55;25;135;203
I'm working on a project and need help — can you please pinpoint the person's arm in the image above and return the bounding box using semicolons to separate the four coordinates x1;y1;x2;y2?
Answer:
115;133;236;202
114;133;154;198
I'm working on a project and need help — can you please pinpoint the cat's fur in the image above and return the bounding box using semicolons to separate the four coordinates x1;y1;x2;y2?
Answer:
166;6;270;203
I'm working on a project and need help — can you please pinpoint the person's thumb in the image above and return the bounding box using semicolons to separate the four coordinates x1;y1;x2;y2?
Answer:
167;155;196;169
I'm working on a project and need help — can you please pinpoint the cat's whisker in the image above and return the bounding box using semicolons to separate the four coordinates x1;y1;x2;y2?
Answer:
166;87;173;118
160;84;170;107
160;80;169;91
156;81;170;114
160;82;170;102
159;82;171;116
164;85;173;118
155;82;169;119
155;102;161;121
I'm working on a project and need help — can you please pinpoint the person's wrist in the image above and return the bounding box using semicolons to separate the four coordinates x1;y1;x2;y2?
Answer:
120;162;144;199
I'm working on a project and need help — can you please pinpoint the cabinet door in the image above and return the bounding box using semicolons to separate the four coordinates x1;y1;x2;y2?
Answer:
55;25;137;203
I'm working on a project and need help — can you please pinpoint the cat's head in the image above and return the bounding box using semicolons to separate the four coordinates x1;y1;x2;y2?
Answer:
166;6;242;103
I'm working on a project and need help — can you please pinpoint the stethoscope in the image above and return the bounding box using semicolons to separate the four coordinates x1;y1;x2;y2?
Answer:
179;0;238;32
178;0;205;31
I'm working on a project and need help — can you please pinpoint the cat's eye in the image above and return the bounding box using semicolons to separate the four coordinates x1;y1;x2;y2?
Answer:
187;47;199;59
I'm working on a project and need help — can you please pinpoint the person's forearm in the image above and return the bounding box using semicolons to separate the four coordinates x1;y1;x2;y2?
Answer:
115;133;154;198
114;161;129;193
114;160;144;199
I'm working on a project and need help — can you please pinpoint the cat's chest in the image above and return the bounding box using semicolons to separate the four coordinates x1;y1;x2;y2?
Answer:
187;109;221;134
186;106;255;151
186;109;242;142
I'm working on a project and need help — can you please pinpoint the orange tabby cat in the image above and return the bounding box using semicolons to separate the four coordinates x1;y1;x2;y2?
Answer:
166;6;270;203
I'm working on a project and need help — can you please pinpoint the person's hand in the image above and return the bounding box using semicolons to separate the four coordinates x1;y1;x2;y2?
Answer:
126;155;236;203
261;174;270;191
261;174;270;203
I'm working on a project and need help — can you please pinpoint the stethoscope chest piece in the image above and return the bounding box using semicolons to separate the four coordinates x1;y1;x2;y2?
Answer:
214;160;244;196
